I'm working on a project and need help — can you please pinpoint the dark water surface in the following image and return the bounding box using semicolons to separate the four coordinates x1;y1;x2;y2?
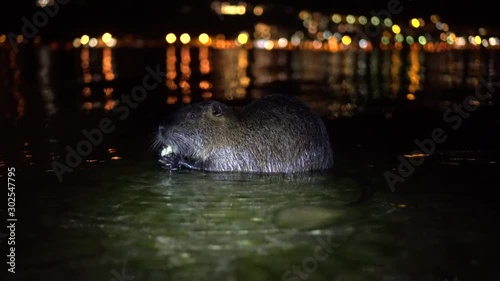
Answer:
1;45;500;281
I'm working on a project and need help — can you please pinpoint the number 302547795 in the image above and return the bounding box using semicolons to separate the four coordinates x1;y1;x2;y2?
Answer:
8;167;16;216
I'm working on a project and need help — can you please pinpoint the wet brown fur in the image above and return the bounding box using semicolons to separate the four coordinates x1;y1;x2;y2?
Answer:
157;95;334;173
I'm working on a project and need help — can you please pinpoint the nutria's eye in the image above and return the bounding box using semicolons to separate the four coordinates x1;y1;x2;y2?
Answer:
189;112;197;119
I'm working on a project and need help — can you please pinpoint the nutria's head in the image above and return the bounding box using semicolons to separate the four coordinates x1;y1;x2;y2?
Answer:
156;100;236;169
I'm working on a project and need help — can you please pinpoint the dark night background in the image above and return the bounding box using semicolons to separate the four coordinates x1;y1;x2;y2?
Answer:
1;0;499;39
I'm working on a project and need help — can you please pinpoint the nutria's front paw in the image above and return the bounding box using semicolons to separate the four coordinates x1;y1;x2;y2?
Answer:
158;153;180;170
158;146;180;170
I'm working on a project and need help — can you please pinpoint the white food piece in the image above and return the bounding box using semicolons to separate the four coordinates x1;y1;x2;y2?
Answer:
161;145;173;157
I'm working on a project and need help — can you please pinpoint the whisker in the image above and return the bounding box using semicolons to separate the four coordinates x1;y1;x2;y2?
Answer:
149;133;164;152
147;131;159;138
150;139;162;152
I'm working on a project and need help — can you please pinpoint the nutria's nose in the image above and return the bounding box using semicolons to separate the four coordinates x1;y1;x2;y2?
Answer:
158;125;166;136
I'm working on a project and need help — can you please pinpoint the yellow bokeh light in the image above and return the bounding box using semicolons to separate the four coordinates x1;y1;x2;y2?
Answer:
220;3;246;15
180;33;191;44
264;40;274;50
474;36;481;45
341;35;352;45
410;18;420;28
166;33;176;44
81;35;90;45
237;32;249;45
199;33;210;45
392;24;401;34
407;93;415;100
102;32;112;43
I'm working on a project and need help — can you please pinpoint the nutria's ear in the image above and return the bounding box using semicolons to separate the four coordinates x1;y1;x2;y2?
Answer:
211;102;224;117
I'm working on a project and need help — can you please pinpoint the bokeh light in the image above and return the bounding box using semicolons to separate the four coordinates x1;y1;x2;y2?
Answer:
392;25;401;34
346;15;355;24
263;40;274;50
341;35;352;45
359;39;368;49
331;14;341;24
199;33;210;45
72;38;81;48
384;18;393;27
180;33;191;44
358;16;367;25
411;18;420;28
106;38;117;47
237;32;249;45
430;14;439;23
102;32;112;44
474;36;482;45
166;33;176;44
278;38;288;48
253;5;263;16
88;38;98;47
80;35;90;45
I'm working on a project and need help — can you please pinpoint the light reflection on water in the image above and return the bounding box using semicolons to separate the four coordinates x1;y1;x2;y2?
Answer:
1;46;498;120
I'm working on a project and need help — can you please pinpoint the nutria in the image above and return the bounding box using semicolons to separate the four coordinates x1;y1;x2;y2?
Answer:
155;94;334;173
